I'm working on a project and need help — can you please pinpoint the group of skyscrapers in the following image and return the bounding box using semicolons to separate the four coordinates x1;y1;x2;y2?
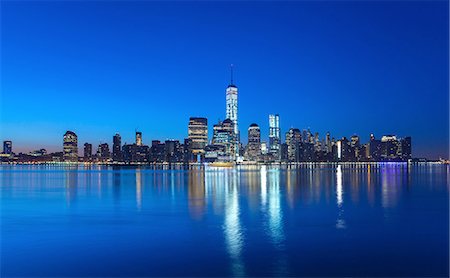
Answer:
1;67;412;163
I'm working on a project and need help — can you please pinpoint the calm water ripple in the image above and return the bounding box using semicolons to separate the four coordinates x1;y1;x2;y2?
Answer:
1;163;448;277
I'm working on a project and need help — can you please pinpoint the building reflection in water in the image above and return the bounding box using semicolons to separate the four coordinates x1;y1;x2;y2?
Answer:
224;168;245;277
380;163;410;217
112;167;121;204
266;167;287;275
285;167;298;209
65;165;78;206
203;167;246;277
336;165;346;229
188;169;206;220
260;165;267;208
136;168;142;211
267;167;284;247
366;164;375;207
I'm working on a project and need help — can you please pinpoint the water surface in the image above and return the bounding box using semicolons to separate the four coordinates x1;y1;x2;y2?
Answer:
1;164;448;277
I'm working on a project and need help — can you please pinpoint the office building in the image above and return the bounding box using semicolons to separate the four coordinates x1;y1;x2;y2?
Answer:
368;136;382;161
399;137;412;160
63;131;78;162
269;114;281;159
136;131;142;146
188;117;208;155
286;128;302;161
123;143;149;163
325;132;331;153
83;143;92;160
150;140;166;162
246;123;261;161
165;140;182;163
3;140;12;155
112;133;122;161
212;119;236;161
225;65;239;158
261;142;268;155
97;143;110;160
381;135;399;160
29;149;47;156
350;135;360;148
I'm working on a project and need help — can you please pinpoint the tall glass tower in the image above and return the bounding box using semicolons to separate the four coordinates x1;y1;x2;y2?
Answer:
226;65;239;158
226;65;238;136
269;114;281;160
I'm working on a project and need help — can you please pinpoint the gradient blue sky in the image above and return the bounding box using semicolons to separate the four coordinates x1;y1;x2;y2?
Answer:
1;1;448;159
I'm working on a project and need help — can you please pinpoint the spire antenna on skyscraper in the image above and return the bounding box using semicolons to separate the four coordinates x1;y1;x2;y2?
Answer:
230;64;234;85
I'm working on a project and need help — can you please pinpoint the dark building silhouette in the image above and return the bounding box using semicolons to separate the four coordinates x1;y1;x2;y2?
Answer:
150;140;165;162
400;137;412;160
165;140;182;163
83;143;92;161
123;143;149;163
3;141;12;155
286;128;302;162
97;143;110;160
113;133;122;161
368;135;382;161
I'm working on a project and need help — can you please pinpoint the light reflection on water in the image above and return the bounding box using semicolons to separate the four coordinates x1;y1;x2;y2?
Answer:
1;163;449;277
336;165;346;229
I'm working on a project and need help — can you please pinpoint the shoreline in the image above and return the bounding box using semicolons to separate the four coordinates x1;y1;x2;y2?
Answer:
0;160;447;166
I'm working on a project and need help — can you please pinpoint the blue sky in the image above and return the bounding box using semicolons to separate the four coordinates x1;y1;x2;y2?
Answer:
1;1;448;159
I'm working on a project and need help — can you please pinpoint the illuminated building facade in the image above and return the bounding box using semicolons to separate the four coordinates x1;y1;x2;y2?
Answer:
269;114;281;160
246;123;261;161
212;119;236;161
188;117;208;155
136;131;142;146
286;128;302;161
63;131;78;162
261;142;268;155
226;65;239;158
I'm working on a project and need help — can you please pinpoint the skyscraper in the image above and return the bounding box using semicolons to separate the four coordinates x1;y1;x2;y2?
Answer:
269;114;281;160
381;135;398;160
212;119;236;160
63;131;78;162
325;132;331;153
97;143;110;160
246;123;261;161
84;143;92;161
136;131;142;146
113;133;122;161
188;117;208;155
286;128;302;161
399;137;412;160
350;135;360;148
3;141;12;155
226;65;239;157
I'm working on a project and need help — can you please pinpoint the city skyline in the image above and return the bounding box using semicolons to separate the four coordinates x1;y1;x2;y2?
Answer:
1;1;448;159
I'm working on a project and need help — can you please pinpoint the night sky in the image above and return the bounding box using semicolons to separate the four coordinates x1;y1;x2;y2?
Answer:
1;1;448;159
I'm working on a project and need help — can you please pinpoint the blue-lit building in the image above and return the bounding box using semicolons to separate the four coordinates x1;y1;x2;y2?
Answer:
3;141;12;155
